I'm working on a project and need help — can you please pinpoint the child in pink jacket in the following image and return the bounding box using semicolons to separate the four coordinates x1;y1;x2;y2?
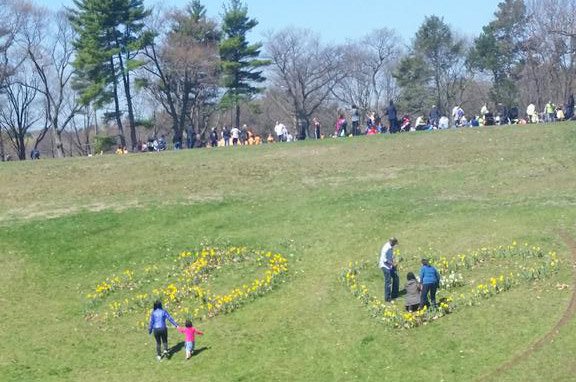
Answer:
177;319;204;360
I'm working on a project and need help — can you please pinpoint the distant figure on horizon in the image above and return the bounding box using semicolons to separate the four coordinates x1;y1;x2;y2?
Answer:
222;126;231;146
231;126;241;146
565;94;574;120
429;105;440;128
351;105;360;135
209;127;218;147
274;121;286;142
30;148;40;160
313;117;321;139
386;100;398;133
335;114;347;137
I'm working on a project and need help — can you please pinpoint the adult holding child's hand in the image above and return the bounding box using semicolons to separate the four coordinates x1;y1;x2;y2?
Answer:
148;300;179;361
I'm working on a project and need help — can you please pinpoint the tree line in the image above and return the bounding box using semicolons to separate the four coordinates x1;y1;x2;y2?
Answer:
0;0;574;160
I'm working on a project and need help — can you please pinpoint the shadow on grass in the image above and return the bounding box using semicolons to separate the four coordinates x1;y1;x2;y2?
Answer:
165;342;210;359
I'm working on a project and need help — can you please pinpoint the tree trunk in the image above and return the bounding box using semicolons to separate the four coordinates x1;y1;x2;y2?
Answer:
118;51;137;152
235;102;240;128
17;134;26;160
298;117;309;140
0;129;4;161
111;59;127;148
54;128;65;158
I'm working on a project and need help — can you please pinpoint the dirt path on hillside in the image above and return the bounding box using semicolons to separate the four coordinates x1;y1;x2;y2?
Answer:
477;231;576;381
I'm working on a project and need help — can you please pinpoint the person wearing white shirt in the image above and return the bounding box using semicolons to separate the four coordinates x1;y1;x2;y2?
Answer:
452;105;459;127
379;237;399;302
526;103;536;123
274;122;285;142
230;126;241;146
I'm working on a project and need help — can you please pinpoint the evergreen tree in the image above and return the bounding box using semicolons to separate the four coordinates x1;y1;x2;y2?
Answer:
394;16;464;116
219;0;269;128
68;0;153;150
468;0;528;106
394;55;432;115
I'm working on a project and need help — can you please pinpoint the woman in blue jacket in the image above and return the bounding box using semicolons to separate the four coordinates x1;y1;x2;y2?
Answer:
148;300;179;360
419;259;441;310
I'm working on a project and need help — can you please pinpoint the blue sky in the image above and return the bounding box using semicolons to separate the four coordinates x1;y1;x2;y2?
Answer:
36;0;503;45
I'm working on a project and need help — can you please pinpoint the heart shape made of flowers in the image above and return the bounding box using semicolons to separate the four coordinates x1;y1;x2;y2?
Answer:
341;243;559;329
85;246;289;328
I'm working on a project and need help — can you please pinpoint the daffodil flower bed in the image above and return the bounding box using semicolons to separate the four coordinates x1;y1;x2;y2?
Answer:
85;246;289;327
341;243;560;329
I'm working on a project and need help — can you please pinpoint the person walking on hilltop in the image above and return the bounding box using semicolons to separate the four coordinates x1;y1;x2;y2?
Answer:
230;125;241;146
335;114;347;137
379;237;399;302
429;105;440;128
386;100;398;133
565;94;574;120
274;121;285;142
313;117;321;139
222;126;231;146
545;101;556;123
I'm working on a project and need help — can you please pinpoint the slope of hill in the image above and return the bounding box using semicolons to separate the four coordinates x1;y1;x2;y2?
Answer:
1;123;575;381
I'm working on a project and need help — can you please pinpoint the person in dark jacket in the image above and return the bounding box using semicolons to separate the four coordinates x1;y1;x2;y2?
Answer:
209;127;219;147
429;105;440;128
148;300;179;360
386;100;398;133
565;94;575;120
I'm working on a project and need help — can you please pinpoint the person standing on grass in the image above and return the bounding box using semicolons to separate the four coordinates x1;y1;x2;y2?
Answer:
429;105;440;128
230;126;241;146
419;258;441;310
222;126;231;146
149;300;179;360
313;117;321;139
386;100;398;133
379;237;399;302
209;127;218;147
178;319;204;360
335;114;347;137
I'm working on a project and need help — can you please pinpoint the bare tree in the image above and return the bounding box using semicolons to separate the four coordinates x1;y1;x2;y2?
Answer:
141;2;220;146
0;0;28;161
20;8;81;158
333;28;401;115
524;0;576;108
0;73;41;160
69;105;95;156
0;1;49;160
266;28;346;139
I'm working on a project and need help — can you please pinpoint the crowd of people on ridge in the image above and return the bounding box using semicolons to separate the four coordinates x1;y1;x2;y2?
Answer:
103;94;576;156
334;95;575;137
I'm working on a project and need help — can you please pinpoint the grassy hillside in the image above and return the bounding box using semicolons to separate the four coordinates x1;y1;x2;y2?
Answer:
1;123;575;381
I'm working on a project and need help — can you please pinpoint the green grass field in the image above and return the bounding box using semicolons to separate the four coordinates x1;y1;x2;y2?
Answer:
1;123;576;381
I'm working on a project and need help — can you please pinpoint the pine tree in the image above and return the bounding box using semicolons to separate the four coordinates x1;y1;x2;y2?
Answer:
468;0;528;105
219;0;269;128
68;0;153;150
395;16;463;116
